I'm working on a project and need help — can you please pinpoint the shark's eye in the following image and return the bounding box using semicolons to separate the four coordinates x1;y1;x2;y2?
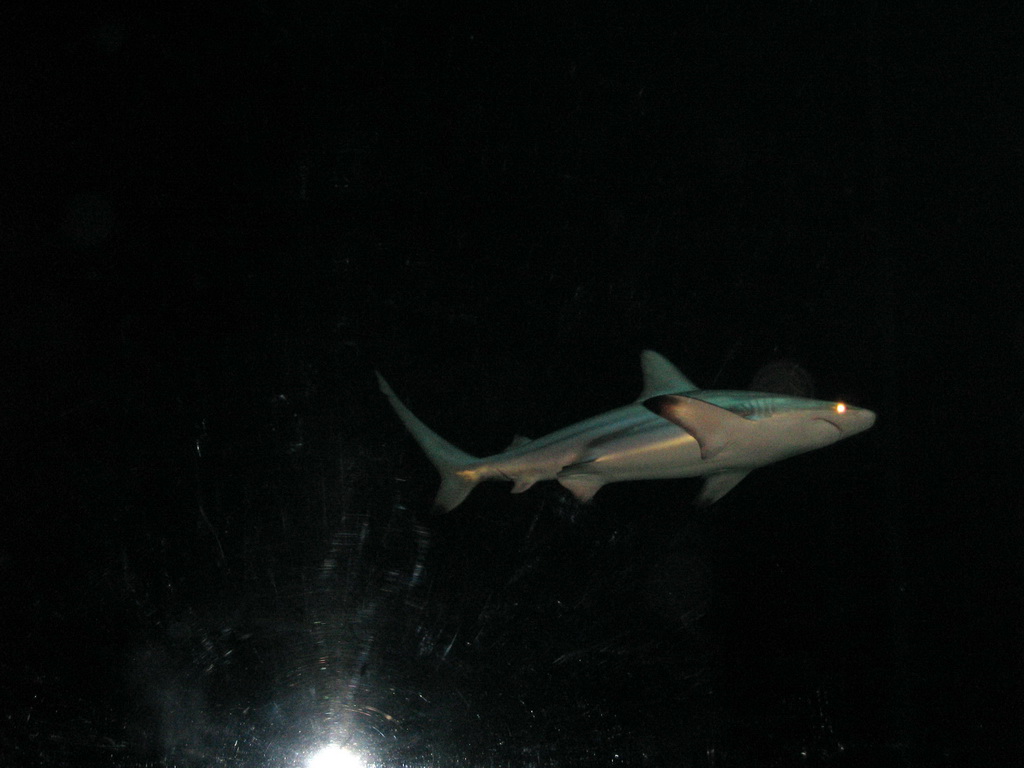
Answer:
835;403;847;414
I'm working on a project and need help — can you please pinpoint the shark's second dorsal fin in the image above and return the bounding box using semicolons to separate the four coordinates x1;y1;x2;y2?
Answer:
505;434;531;451
637;350;698;401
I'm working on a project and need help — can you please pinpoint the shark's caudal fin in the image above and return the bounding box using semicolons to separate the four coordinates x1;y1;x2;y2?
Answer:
376;373;481;512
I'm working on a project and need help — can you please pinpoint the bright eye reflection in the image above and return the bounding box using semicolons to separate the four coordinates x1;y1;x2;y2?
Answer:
835;403;847;413
306;744;365;768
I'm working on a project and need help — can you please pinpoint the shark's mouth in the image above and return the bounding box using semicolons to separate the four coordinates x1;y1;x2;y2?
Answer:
815;417;842;433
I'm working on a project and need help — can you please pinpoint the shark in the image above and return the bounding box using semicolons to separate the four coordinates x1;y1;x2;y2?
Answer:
376;351;875;511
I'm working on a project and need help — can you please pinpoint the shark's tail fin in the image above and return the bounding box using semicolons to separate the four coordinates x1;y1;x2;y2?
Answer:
376;373;482;512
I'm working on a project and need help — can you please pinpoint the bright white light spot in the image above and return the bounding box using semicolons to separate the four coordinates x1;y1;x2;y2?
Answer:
835;403;847;413
306;744;365;768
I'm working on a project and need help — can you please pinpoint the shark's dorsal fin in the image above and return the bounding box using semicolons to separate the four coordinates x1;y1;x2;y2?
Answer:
637;350;698;401
644;394;749;460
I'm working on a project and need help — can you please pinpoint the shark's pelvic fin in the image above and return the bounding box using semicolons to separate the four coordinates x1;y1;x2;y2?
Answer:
557;472;605;503
376;373;481;512
511;478;537;494
636;350;699;401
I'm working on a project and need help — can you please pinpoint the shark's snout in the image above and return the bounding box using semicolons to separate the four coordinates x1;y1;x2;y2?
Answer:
846;406;877;435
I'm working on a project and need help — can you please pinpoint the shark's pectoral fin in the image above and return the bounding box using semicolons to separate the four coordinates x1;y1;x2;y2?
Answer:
696;470;750;506
644;394;746;460
434;471;481;513
556;473;604;503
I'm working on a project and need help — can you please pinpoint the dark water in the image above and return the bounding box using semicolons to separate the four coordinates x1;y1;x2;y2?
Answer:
3;4;1022;766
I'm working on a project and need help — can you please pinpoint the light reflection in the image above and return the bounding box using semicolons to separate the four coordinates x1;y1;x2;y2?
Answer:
306;743;366;768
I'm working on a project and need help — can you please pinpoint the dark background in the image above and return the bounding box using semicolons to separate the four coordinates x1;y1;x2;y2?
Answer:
2;2;1022;766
